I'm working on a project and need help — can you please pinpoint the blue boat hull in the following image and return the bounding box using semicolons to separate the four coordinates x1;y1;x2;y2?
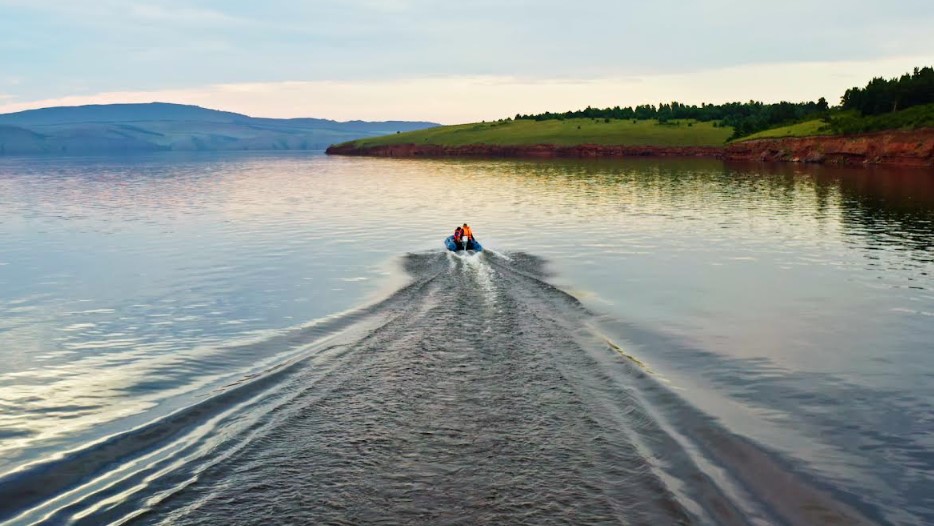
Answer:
445;236;483;252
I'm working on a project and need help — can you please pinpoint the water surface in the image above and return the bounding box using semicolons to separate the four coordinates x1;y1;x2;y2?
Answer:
0;153;931;525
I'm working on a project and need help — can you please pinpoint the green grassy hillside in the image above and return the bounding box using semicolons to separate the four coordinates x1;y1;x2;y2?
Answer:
346;118;733;148
740;120;832;140
823;104;934;135
340;103;934;150
738;104;934;141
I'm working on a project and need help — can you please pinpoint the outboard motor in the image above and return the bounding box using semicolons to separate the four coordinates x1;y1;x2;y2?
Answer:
462;236;470;251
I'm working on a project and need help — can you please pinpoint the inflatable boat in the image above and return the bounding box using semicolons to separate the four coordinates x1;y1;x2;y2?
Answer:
444;236;483;252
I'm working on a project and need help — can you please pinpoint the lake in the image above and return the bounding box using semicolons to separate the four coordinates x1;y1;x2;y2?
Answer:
0;152;931;525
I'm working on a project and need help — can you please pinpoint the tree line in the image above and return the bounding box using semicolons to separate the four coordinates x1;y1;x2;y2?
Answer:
840;66;934;115
512;65;932;139
514;99;830;140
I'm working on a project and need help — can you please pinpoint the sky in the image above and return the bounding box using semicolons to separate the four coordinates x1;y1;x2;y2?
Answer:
0;0;932;123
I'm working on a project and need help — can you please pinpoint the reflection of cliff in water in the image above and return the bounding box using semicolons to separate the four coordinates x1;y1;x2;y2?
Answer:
490;158;933;261
834;166;934;258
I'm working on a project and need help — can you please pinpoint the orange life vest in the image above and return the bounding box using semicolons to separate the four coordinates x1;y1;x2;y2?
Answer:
462;225;473;239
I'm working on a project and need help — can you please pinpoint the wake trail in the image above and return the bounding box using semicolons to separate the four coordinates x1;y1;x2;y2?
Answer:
1;252;877;526
134;252;786;526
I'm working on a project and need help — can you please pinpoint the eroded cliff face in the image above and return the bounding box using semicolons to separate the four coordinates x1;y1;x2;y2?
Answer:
326;129;934;167
724;129;934;167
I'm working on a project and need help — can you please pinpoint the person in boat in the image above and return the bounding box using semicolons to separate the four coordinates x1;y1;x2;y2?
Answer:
453;226;464;246
461;223;474;249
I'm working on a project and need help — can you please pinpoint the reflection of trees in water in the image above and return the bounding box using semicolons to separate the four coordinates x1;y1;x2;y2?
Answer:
465;158;845;231
485;157;815;202
477;158;933;262
832;166;933;258
726;162;934;265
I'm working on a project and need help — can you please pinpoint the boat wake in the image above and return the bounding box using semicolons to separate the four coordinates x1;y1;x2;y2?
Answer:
0;251;875;525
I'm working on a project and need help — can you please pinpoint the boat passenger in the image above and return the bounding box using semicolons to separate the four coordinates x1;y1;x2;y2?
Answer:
461;223;475;250
453;226;463;244
461;223;473;241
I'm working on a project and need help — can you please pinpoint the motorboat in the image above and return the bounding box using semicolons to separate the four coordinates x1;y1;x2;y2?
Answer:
444;236;483;252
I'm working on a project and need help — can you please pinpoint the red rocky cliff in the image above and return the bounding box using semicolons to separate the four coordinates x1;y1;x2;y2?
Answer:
724;129;934;167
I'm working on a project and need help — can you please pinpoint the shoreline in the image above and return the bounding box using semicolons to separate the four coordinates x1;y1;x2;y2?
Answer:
326;128;934;167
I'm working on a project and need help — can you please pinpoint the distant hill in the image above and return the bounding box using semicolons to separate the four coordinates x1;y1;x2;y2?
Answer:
0;103;438;155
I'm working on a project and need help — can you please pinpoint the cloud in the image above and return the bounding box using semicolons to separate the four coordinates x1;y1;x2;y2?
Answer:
354;0;415;13
3;0;933;97
0;0;245;25
0;56;927;123
126;3;248;26
2;1;931;116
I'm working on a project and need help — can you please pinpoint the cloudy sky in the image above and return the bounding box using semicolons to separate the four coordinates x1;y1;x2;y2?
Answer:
0;0;932;123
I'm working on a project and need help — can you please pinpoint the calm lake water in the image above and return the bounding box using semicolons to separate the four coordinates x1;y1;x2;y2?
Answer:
0;152;931;525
